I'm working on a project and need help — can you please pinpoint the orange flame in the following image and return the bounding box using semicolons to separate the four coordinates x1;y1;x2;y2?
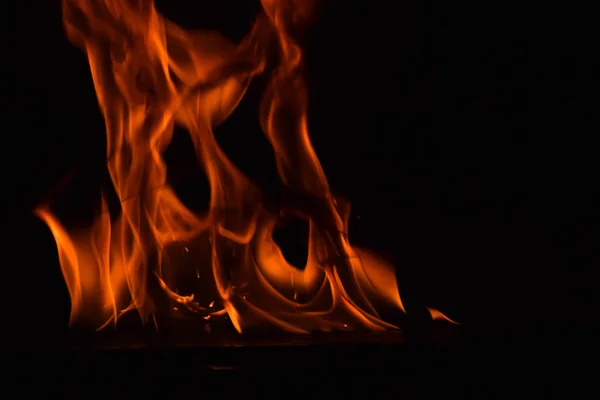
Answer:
426;307;460;325
36;0;455;334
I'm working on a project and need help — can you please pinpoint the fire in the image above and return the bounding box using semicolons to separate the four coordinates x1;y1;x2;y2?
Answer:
36;0;455;334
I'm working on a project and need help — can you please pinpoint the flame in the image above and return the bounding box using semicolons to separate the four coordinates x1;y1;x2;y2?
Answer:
36;0;455;334
426;307;459;325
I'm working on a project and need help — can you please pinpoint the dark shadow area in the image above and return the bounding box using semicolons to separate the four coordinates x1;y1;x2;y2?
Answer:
163;127;211;214
272;216;310;269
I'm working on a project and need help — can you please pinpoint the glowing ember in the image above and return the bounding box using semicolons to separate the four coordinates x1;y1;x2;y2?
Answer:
36;0;455;334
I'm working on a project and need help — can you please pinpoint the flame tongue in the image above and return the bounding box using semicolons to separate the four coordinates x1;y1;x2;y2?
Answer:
37;0;409;334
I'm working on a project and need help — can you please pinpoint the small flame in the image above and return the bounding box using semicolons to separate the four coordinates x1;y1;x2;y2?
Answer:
35;0;454;334
426;307;460;325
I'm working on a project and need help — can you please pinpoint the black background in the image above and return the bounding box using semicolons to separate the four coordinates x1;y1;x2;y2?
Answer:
3;0;599;343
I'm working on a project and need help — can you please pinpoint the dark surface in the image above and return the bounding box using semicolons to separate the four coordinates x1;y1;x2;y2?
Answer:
3;324;598;398
5;343;475;398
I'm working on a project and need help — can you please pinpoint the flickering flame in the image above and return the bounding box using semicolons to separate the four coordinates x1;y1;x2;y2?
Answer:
426;307;459;325
37;0;456;334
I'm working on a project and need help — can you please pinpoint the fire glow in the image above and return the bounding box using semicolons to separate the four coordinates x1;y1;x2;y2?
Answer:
36;0;457;334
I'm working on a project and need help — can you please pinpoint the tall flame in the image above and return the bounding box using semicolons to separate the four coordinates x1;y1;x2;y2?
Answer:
36;0;452;334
